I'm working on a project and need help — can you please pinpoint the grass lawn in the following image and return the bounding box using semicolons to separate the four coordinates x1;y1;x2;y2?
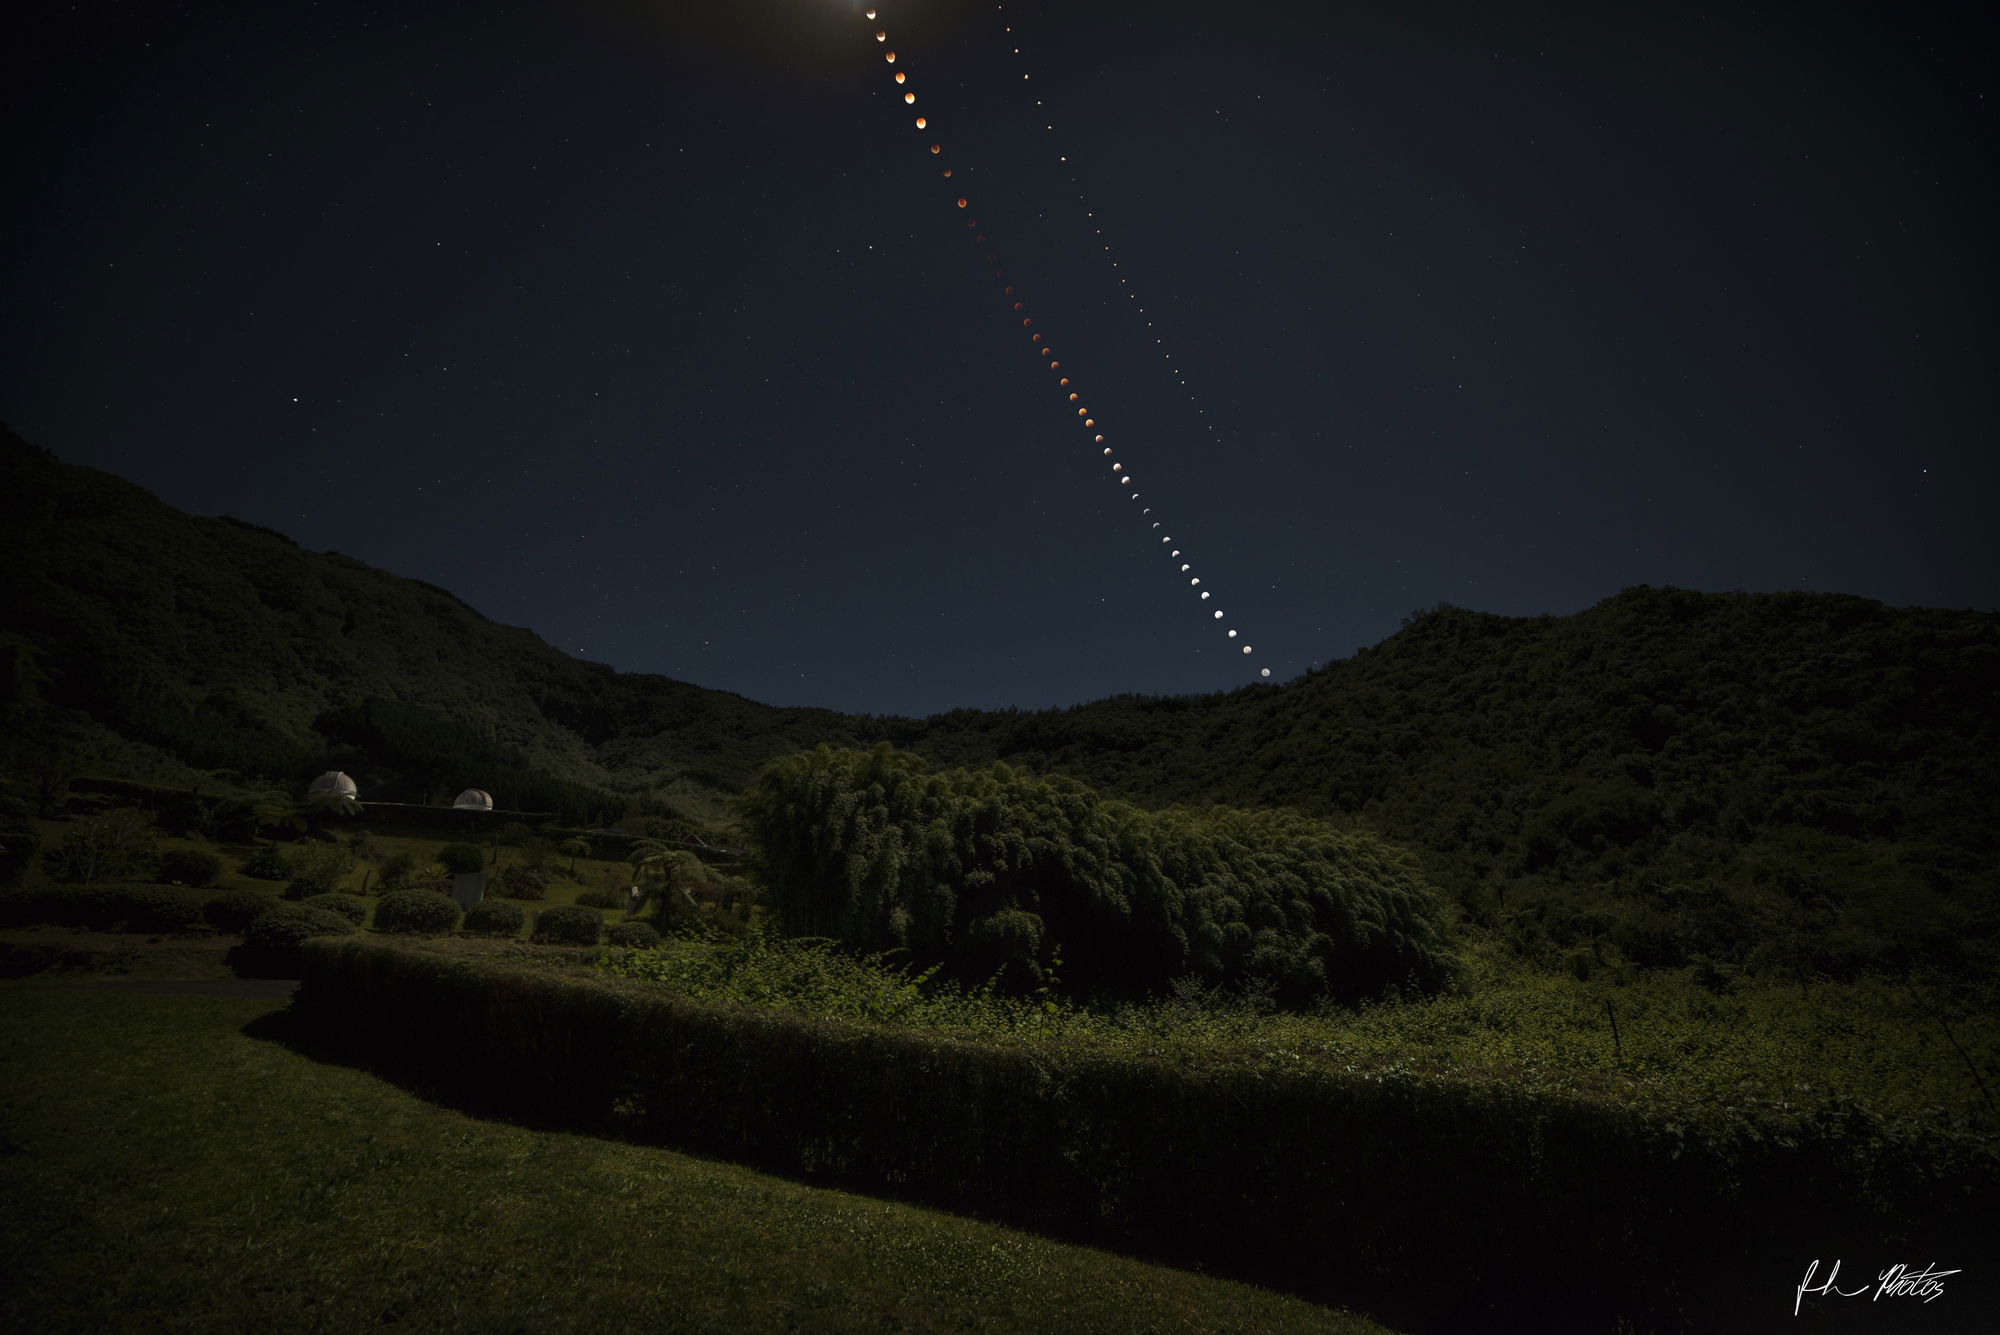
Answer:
0;981;1396;1334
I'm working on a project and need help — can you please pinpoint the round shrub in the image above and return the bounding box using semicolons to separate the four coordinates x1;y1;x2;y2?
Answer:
495;864;550;900
244;904;357;951
533;903;602;946
463;898;526;938
300;892;368;926
437;842;487;875
205;888;281;934
374;889;460;936
376;850;417;892
283;841;357;900
605;920;660;949
156;848;223;888
574;886;624;911
238;903;357;976
238;846;292;881
0;819;40;886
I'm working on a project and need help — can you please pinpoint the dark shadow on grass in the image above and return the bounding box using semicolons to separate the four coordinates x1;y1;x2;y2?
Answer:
234;1004;1616;1335
240;995;1999;1335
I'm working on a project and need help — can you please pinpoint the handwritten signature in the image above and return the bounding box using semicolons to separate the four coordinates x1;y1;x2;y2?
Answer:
1796;1259;1961;1315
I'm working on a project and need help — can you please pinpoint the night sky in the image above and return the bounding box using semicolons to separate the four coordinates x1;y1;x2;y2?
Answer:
6;0;1994;718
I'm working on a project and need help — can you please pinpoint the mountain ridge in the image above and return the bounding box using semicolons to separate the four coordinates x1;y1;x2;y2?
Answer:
5;426;1995;977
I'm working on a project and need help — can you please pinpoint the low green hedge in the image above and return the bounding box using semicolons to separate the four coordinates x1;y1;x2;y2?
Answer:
299;893;368;926
605;921;661;949
534;904;602;946
463;899;526;938
236;903;359;977
0;884;212;934
374;889;460;936
294;937;1999;1332
204;888;280;934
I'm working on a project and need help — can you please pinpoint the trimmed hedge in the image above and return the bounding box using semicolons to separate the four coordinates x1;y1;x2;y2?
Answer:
534;904;602;946
0;884;211;933
300;893;368;926
463;899;526;938
247;905;358;952
204;888;280;934
374;889;460;936
157;848;223;888
438;843;487;875
239;904;357;976
605;920;661;949
295;937;2000;1334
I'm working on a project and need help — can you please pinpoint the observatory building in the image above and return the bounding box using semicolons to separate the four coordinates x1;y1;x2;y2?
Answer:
308;771;359;803
453;788;495;812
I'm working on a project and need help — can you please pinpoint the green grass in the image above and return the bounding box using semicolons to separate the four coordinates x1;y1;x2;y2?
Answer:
0;984;1394;1334
599;934;2000;1149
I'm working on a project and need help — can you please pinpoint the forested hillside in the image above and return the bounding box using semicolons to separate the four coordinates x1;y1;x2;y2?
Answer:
894;591;2000;979
0;429;869;820
5;428;1995;979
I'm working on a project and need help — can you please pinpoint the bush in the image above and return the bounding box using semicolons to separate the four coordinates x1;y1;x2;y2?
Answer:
239;846;292;881
533;904;603;946
205;888;280;934
374;889;460;936
376;850;417;892
45;809;157;885
574;887;624;911
0;886;75;928
300;893;368;926
438;842;487;875
743;745;1456;1006
102;885;211;934
238;903;357;975
495;864;551;900
0;819;41;885
245;905;357;950
463;899;526;938
283;841;357;900
0;884;209;933
606;920;661;949
156;848;223;888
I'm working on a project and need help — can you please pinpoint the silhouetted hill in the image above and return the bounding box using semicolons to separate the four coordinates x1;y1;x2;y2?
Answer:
0;428;870;817
896;592;1999;977
4;427;1995;976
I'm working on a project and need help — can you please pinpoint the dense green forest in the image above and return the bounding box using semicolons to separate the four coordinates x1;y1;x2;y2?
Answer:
4;427;1996;984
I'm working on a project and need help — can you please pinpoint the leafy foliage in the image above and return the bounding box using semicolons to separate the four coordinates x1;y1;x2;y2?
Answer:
437;842;486;875
742;745;1454;1005
463;898;526;938
0;816;37;885
282;840;356;899
240;903;357;973
238;846;292;882
376;851;417;891
156;848;222;887
299;892;367;925
45;809;156;886
204;888;280;934
494;864;550;900
534;904;602;946
373;889;459;936
605;920;661;949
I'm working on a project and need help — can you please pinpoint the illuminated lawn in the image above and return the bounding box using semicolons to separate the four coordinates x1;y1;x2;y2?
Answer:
0;984;1393;1334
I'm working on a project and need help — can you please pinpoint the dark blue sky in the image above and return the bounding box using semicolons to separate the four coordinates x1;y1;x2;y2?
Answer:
6;0;1994;717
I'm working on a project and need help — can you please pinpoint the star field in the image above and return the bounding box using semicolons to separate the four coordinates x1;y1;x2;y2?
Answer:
3;0;1993;716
